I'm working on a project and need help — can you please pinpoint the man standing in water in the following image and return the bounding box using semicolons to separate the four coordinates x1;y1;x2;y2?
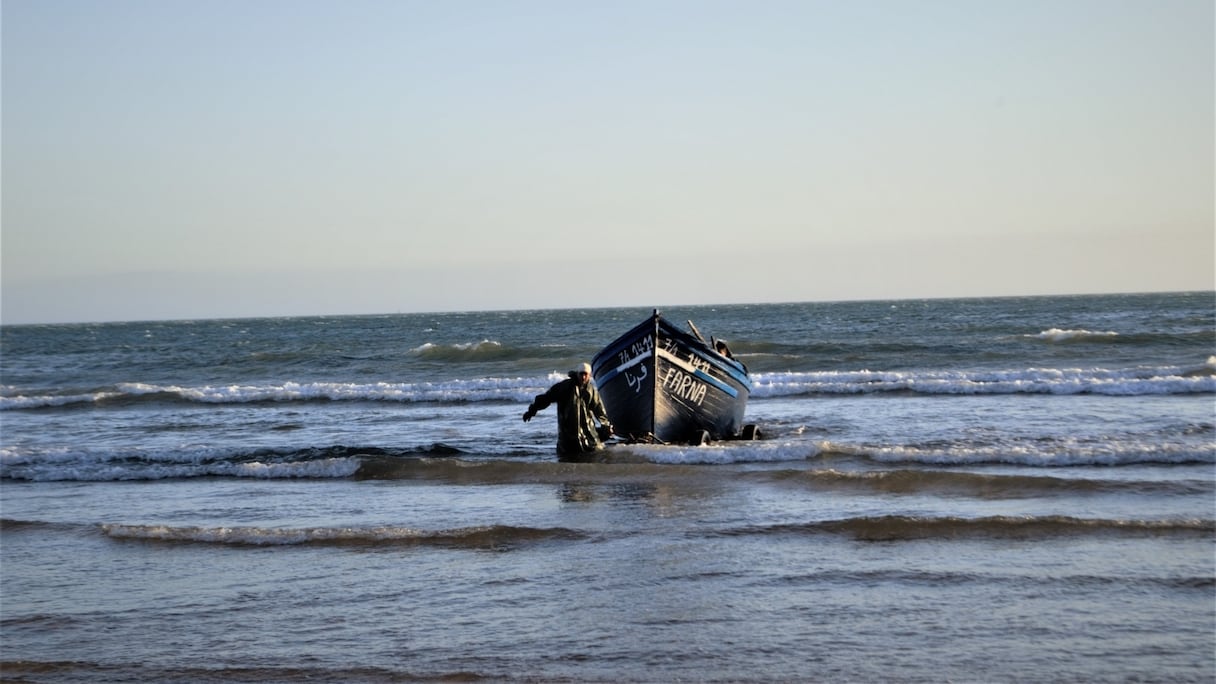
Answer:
523;363;613;458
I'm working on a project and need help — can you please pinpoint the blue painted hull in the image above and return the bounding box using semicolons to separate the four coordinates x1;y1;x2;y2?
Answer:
591;312;751;443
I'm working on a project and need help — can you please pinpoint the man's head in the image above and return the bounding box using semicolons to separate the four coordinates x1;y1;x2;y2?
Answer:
575;362;592;385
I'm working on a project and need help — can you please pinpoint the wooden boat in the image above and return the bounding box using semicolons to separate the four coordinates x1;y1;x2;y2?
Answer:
591;310;758;444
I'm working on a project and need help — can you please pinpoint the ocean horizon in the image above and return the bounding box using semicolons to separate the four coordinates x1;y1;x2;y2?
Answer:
4;287;1208;327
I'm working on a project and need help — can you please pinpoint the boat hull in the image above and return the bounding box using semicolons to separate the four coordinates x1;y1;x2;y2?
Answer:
591;313;751;443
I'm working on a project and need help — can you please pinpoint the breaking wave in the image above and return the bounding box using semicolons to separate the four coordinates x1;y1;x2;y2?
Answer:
745;468;1215;498
751;360;1216;397
816;438;1216;467
0;378;545;409
0;444;463;482
1031;328;1121;342
3;360;1212;410
5;435;1213;482
408;340;521;362
13;514;1209;549
715;515;1216;542
100;522;587;550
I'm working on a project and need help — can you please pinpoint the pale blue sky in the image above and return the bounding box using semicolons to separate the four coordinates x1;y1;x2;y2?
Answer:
3;0;1212;323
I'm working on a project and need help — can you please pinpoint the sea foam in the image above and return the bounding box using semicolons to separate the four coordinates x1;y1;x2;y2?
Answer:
3;363;1212;410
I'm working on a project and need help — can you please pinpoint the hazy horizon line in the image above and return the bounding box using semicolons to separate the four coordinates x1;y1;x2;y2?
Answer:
3;288;1210;328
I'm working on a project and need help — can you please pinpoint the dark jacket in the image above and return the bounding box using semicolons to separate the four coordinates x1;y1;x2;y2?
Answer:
527;373;611;456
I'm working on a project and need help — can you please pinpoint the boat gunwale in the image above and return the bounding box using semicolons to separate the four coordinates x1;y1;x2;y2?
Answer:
591;313;751;391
